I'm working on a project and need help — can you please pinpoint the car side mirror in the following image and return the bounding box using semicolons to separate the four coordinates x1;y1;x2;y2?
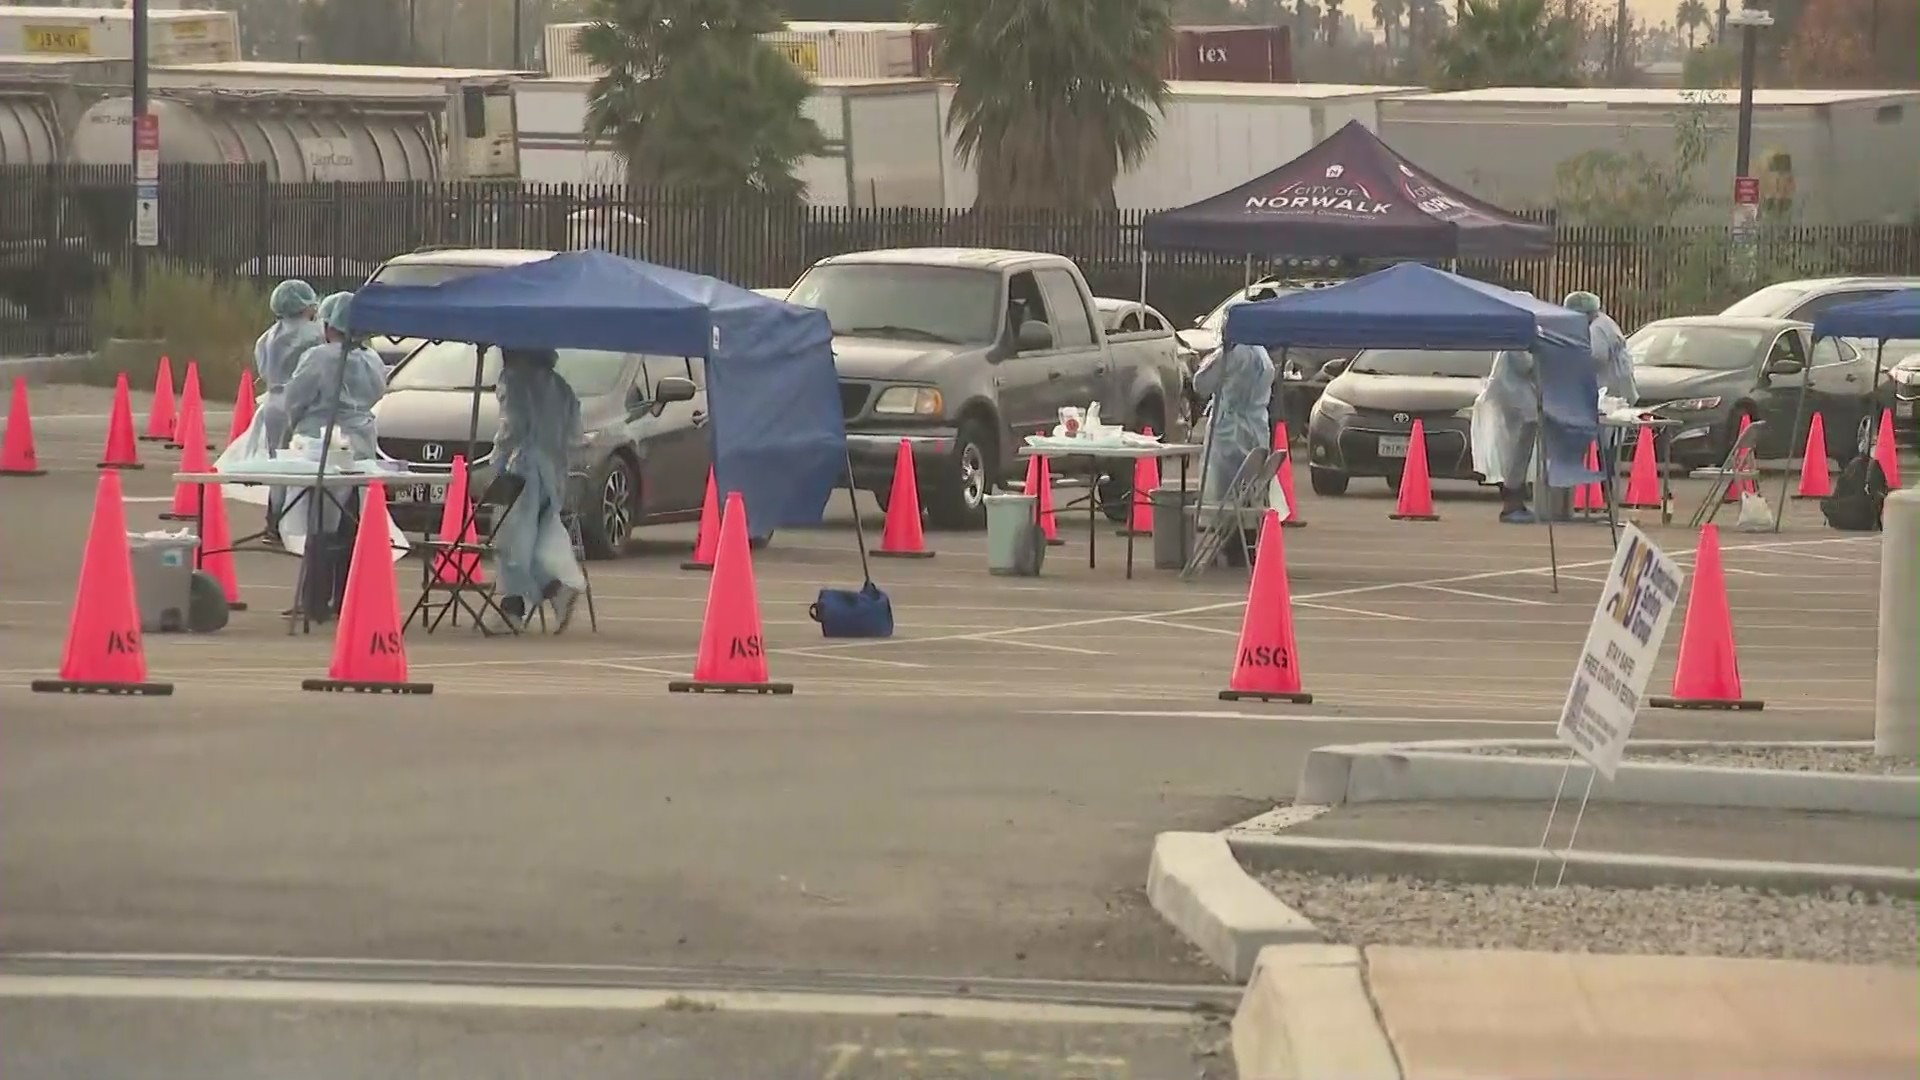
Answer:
1322;357;1352;379
651;375;696;415
1016;320;1054;352
1766;357;1805;377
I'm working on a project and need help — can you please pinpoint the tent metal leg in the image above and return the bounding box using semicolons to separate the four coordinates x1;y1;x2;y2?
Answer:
1538;422;1559;593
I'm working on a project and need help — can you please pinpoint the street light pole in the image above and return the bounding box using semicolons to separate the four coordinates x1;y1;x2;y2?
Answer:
131;0;149;295
1726;5;1773;284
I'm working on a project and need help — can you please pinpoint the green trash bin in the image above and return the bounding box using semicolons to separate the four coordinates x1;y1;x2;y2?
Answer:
985;493;1046;576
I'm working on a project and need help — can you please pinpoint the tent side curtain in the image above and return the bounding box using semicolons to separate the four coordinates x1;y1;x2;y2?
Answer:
1223;263;1599;487
352;249;848;531
1811;290;1920;342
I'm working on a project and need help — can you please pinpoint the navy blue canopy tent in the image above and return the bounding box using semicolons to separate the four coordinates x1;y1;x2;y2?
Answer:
354;250;847;532
1811;289;1920;343
1225;263;1602;584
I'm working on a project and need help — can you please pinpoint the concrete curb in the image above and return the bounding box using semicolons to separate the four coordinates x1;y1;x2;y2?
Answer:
1232;944;1401;1080
1297;739;1919;818
1145;832;1320;982
0;355;89;384
1230;833;1920;898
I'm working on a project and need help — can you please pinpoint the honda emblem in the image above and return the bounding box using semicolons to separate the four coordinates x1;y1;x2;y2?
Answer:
421;442;446;462
1393;412;1411;424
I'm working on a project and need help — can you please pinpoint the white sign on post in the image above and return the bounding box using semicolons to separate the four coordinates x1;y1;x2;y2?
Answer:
134;181;160;248
1556;524;1686;780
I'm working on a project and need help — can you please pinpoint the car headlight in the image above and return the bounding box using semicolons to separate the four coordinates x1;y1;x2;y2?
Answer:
1659;396;1723;412
872;386;944;417
1313;394;1354;419
1453;405;1476;419
573;430;604;448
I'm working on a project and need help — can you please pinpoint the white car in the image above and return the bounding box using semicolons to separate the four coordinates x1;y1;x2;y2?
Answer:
1722;276;1920;444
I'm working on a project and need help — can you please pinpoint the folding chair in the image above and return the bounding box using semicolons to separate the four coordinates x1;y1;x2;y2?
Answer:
1688;419;1768;529
1181;447;1285;581
532;474;599;633
406;472;526;636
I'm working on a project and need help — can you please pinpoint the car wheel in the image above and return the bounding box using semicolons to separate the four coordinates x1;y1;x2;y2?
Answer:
930;418;994;530
1856;411;1876;458
580;454;635;561
1310;467;1350;496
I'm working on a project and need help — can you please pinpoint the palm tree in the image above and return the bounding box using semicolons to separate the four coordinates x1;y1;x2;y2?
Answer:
1372;0;1406;52
1676;0;1709;48
1325;0;1344;44
1435;0;1581;88
577;0;825;199
914;0;1173;210
1295;0;1320;46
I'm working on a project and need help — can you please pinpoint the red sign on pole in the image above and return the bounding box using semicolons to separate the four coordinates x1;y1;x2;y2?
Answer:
1734;176;1760;205
134;113;159;152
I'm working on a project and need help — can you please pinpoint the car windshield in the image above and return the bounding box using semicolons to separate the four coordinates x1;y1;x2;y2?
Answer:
1349;349;1497;377
1719;283;1810;318
1629;325;1766;370
365;261;500;289
786;264;999;344
388;342;629;397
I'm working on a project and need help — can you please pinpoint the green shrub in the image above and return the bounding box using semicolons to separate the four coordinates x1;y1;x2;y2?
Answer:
82;263;270;403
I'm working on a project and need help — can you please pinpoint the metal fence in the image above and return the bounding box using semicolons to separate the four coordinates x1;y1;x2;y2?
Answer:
5;164;1919;356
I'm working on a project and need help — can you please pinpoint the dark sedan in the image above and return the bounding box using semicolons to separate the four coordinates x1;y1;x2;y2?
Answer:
1628;317;1889;468
1304;348;1493;495
370;343;703;559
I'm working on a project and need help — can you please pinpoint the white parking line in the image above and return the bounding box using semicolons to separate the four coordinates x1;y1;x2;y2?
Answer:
1033;709;1552;726
1294;601;1420;622
1410;584;1553;606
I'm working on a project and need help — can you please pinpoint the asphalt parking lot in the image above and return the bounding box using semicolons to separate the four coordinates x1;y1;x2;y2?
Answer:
0;385;1893;1076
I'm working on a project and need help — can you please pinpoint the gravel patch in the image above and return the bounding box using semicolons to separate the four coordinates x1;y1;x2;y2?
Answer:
1465;744;1918;776
1262;870;1920;967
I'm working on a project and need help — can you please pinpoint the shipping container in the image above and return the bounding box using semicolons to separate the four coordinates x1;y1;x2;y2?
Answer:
542;19;927;80
1110;83;1424;210
0;6;238;65
1378;87;1920;224
69;62;525;180
516;76;955;208
1167;26;1292;83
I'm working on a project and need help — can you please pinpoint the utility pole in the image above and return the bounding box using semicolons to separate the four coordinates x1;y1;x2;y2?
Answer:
130;0;156;295
1727;4;1773;283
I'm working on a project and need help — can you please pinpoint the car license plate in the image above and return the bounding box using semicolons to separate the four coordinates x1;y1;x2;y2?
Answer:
1377;435;1410;458
411;483;448;503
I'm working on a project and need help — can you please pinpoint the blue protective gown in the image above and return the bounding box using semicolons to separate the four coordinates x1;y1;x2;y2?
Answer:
1193;343;1274;504
283;340;388;460
253;316;325;454
493;359;587;608
1471;350;1539;488
1590;312;1636;404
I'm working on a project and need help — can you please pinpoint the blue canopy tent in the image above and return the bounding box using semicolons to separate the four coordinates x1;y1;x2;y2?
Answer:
1224;263;1603;587
1784;288;1920;524
352;250;847;535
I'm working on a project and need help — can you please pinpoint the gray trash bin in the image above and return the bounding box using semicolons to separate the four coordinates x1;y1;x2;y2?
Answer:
127;533;200;633
985;493;1046;576
1151;485;1198;570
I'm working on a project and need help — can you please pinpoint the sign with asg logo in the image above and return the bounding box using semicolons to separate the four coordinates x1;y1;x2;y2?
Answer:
1555;525;1685;779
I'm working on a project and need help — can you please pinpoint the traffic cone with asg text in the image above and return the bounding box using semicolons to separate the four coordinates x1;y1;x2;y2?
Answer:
1218;510;1312;705
1273;421;1304;527
227;368;257;448
1794;412;1833;499
162;402;213;520
1389;418;1440;521
1650;524;1762;712
669;491;792;696
1622;425;1660;509
1118;427;1160;538
1;377;45;476
682;469;722;571
1873;408;1902;489
31;470;171;696
302;481;432;695
1025;454;1062;545
98;372;142;470
142;355;177;442
875;439;934;558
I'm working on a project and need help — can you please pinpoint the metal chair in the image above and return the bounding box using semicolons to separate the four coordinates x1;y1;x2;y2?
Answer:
1182;447;1285;581
1689;419;1769;528
405;472;526;636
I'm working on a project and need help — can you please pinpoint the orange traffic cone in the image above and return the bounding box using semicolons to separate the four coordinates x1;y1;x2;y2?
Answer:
1650;524;1762;711
1873;408;1901;489
1794;412;1833;499
1389;418;1440;521
169;360;212;451
1218;510;1311;704
1574;441;1605;514
98;372;142;470
303;481;432;695
163;402;213;520
1723;413;1756;504
1273;421;1304;528
875;439;934;558
1622;425;1660;509
1025;454;1062;545
669;490;793;695
141;355;177;442
1118;427;1161;538
432;455;484;585
681;469;722;571
197;479;246;611
31;471;171;696
226;368;257;448
1;377;46;477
